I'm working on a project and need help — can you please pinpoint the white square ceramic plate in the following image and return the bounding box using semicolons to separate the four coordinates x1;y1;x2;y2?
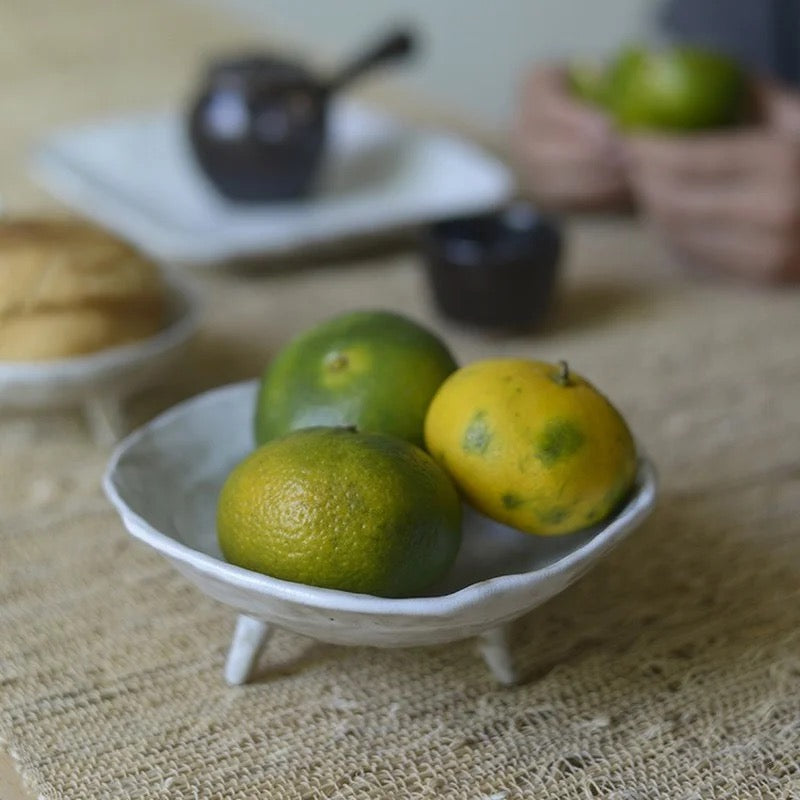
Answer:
104;381;658;684
32;101;514;266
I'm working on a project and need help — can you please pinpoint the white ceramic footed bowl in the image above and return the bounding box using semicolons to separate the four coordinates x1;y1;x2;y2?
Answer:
104;381;657;683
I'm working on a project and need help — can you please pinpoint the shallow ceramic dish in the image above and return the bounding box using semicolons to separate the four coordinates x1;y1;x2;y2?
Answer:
103;381;657;685
0;275;199;443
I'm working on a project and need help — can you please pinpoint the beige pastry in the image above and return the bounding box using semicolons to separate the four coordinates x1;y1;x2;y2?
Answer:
0;218;167;361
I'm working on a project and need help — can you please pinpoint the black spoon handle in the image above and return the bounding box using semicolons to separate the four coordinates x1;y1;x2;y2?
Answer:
327;27;417;94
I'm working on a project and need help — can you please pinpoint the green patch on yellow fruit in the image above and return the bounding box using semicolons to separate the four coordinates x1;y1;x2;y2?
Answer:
501;492;524;510
604;475;634;512
462;410;492;455
535;419;585;467
537;506;570;526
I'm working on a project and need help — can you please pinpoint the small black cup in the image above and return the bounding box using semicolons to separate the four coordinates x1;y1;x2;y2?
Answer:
189;55;328;203
421;204;563;330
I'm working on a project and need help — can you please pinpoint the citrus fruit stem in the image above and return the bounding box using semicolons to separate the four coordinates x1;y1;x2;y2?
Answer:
325;352;350;372
556;360;571;387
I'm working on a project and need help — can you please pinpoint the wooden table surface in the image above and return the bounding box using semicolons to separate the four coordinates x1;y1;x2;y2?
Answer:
2;2;798;799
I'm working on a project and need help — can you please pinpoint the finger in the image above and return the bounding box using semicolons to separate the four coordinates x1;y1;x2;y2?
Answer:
630;165;800;232
515;135;625;174
655;222;799;283
518;65;614;142
533;181;631;211
515;138;628;195
754;77;800;135
521;163;630;209
624;131;781;181
537;91;613;141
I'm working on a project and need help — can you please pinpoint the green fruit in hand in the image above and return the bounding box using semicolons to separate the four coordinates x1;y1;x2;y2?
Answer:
255;310;457;448
608;45;746;131
217;427;462;597
608;45;649;87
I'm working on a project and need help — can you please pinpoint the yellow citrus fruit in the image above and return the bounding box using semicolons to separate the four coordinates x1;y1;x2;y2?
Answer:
255;310;457;448
424;359;637;536
217;427;462;597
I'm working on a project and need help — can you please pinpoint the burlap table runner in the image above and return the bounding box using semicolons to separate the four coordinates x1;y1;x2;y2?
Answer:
2;2;799;798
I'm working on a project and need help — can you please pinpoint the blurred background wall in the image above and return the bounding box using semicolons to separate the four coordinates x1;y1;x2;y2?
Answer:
197;0;657;127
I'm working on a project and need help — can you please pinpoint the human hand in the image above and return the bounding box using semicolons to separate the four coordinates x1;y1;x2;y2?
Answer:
511;65;630;211
625;81;800;284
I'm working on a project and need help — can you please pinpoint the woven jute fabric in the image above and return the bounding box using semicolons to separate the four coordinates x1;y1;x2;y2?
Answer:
2;2;800;799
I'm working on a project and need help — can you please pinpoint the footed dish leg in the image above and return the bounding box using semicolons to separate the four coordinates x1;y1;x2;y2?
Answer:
477;625;518;685
225;615;273;685
84;395;126;445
